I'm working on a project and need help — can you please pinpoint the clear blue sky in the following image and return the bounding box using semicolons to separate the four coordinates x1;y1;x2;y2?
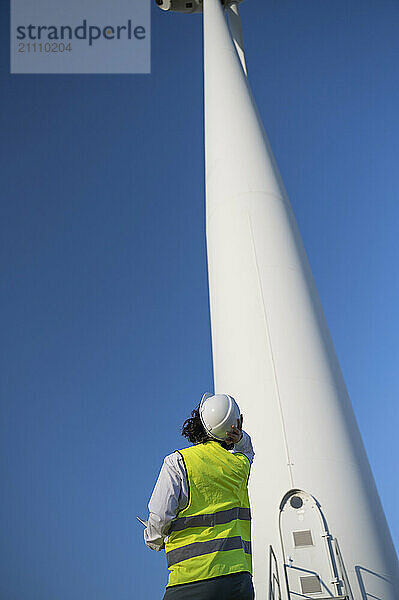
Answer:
1;1;398;598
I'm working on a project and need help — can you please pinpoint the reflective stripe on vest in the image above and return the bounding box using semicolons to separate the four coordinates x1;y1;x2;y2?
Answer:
168;506;251;533
164;440;252;587
167;536;252;567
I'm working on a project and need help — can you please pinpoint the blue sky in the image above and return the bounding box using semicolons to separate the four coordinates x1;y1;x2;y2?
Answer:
1;1;398;598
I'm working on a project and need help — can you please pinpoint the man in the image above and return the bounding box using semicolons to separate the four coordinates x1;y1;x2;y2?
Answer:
144;393;255;599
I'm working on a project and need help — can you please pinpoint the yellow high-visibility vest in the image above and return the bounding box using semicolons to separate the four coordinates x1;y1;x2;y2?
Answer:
165;440;252;587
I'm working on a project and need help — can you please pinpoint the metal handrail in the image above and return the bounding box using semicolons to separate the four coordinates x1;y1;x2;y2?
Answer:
270;538;352;600
332;538;354;600
269;545;282;600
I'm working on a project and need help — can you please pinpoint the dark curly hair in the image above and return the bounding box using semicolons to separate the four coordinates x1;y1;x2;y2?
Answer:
181;404;209;444
181;404;232;449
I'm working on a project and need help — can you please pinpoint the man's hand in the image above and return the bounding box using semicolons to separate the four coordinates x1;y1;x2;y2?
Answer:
225;414;243;446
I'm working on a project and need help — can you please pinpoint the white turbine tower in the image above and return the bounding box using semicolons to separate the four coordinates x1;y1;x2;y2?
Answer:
156;1;399;598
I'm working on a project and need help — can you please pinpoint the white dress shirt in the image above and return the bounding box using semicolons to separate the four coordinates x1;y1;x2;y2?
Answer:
144;431;254;551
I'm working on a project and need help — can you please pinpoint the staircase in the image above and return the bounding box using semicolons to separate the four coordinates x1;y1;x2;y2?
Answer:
268;538;354;600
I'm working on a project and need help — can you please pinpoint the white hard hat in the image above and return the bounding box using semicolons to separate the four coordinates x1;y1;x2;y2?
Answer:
199;393;241;441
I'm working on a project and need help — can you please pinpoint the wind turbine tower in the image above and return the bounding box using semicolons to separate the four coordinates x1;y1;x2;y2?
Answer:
156;1;399;598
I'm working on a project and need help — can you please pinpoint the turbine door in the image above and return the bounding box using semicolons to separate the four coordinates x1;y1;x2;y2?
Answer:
280;491;339;599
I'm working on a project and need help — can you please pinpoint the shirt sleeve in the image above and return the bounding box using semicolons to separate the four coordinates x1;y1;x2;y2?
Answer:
230;430;255;464
144;452;188;551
